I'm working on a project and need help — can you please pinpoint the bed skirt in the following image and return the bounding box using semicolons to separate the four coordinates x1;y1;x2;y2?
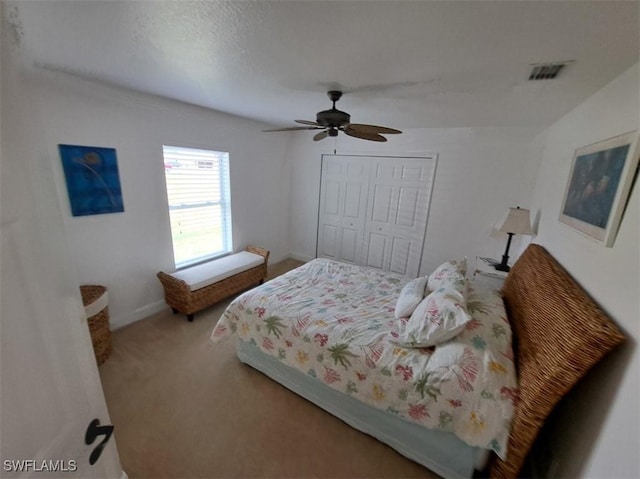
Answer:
237;339;489;479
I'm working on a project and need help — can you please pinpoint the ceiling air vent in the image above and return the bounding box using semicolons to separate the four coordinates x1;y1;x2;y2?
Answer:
528;62;572;80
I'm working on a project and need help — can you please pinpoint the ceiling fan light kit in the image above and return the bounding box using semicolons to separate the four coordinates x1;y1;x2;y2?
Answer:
263;90;402;142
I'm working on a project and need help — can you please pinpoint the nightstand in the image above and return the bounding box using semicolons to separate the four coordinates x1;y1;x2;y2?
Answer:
473;257;508;289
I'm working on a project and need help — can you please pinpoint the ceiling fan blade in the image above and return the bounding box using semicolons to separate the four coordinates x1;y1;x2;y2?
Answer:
262;126;323;132
346;123;402;135
295;119;321;126
343;128;387;142
313;131;329;141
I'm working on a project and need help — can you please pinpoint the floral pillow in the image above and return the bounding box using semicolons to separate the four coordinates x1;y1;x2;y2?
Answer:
390;285;471;347
394;276;428;319
427;257;467;293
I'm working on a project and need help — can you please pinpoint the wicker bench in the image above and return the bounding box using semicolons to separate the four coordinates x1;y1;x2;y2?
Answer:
157;246;269;321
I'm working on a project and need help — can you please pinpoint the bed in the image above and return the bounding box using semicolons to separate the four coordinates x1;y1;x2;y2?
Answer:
211;244;624;478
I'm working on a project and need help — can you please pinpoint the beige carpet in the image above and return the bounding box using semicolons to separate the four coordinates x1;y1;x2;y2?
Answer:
99;259;439;479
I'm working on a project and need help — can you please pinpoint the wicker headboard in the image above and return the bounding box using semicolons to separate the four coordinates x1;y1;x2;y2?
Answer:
489;244;625;478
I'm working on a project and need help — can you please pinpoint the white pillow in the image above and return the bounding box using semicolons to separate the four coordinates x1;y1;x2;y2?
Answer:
390;286;471;347
394;276;428;319
427;257;467;292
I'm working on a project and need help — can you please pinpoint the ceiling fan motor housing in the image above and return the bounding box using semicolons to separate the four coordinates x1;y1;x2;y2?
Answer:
316;108;350;128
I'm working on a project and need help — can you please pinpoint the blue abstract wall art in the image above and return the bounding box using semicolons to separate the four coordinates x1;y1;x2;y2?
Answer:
59;144;124;217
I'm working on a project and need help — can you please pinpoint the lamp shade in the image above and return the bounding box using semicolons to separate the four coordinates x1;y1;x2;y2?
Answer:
498;207;534;235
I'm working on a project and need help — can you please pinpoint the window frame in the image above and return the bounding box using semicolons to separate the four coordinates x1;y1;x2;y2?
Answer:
162;144;233;269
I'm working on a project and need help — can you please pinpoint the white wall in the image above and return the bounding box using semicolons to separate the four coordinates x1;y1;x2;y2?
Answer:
526;64;639;478
288;127;542;275
1;18;122;477
17;69;292;329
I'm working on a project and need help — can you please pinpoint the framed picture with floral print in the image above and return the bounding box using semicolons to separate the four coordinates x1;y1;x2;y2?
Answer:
559;131;639;247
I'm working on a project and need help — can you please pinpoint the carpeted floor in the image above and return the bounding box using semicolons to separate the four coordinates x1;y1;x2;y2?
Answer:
99;259;439;479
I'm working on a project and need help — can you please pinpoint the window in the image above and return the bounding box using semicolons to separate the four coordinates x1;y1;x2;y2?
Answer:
162;145;232;268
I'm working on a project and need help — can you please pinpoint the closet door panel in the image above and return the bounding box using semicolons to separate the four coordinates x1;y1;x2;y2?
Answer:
317;177;341;260
341;227;359;263
371;184;393;223
389;237;412;275
362;157;436;277
322;180;341;215
317;156;369;264
396;187;420;227
319;224;338;258
365;232;387;269
318;155;436;277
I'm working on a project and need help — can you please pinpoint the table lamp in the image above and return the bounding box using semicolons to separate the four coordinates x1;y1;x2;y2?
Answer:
495;207;534;272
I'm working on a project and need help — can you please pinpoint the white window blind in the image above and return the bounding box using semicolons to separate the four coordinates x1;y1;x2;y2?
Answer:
162;145;232;268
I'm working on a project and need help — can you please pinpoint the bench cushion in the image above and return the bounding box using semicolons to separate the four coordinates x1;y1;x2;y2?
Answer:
172;251;265;292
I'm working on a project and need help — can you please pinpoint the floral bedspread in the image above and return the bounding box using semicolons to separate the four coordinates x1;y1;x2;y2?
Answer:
211;259;517;458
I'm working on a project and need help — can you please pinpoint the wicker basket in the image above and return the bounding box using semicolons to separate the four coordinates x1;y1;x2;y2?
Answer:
80;285;111;366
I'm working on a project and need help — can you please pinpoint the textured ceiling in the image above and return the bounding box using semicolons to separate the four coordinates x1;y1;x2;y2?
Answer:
7;1;640;131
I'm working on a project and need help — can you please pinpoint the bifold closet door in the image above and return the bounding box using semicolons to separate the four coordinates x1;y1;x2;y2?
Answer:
316;156;370;264
317;155;436;278
361;157;436;277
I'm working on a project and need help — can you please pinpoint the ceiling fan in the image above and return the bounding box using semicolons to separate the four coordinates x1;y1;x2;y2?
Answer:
262;90;402;142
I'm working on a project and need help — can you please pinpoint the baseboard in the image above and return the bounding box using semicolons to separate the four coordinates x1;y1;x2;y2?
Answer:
268;253;292;264
269;252;314;264
110;300;167;330
287;252;315;262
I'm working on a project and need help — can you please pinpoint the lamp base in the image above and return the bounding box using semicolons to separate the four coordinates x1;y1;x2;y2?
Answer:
495;234;514;273
494;263;511;272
